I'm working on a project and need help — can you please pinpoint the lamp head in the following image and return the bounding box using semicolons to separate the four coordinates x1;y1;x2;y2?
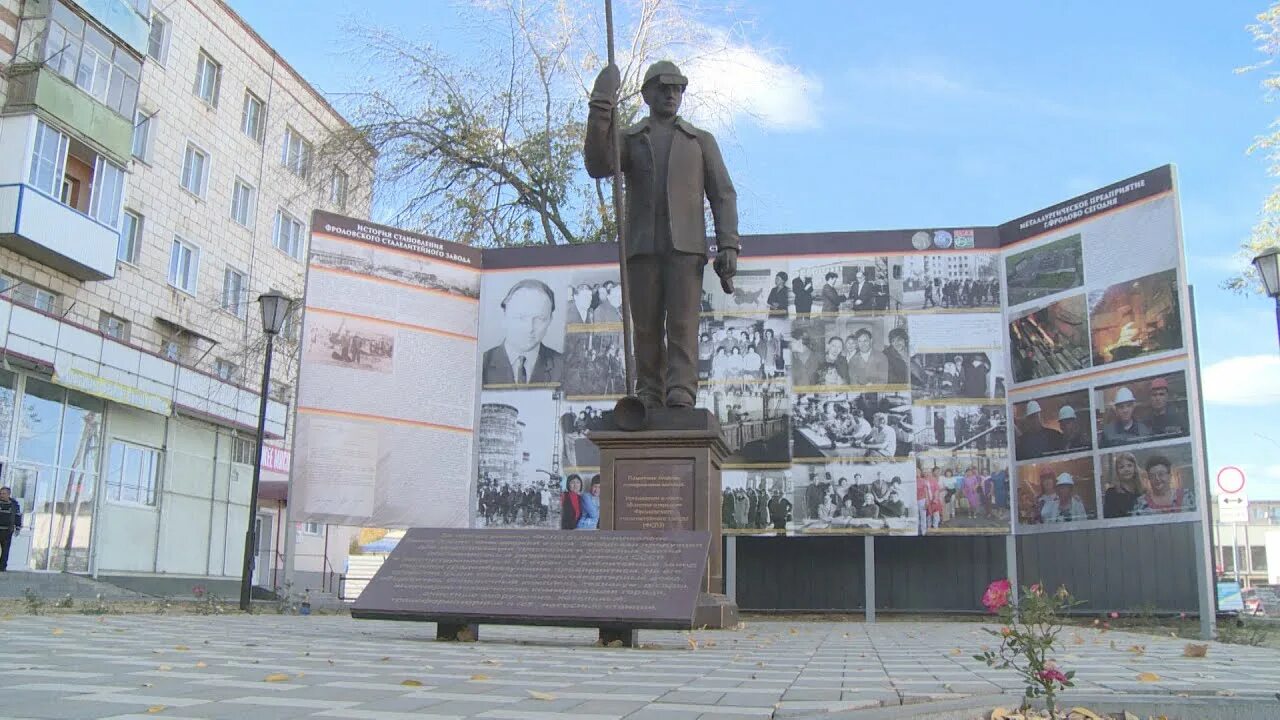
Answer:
258;291;293;336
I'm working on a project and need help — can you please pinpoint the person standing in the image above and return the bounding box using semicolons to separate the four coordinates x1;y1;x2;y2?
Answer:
820;273;845;313
577;477;602;529
0;486;21;571
767;272;790;317
792;276;814;315
560;475;584;529
884;328;909;385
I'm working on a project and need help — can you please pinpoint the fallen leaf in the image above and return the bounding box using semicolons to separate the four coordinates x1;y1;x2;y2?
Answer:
174;645;189;651
606;639;623;648
756;661;765;667
469;674;490;681
1127;644;1145;655
990;707;1020;719
195;661;208;668
1215;689;1235;697
141;682;153;687
380;656;391;662
481;659;500;665
686;636;699;650
295;673;305;679
951;648;962;655
146;706;165;714
1123;712;1140;720
400;679;423;687
527;690;556;700
1183;643;1208;658
264;673;291;682
1137;672;1160;682
51;628;63;636
1067;708;1105;720
327;659;335;665
157;665;172;671
788;627;798;635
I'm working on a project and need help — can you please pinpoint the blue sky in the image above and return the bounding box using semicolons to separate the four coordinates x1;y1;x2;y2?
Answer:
230;0;1280;497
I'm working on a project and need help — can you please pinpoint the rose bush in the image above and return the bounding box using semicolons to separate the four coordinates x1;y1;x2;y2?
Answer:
975;580;1084;717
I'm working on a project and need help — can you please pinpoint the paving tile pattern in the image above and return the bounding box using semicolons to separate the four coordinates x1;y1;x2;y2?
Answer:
0;615;1275;719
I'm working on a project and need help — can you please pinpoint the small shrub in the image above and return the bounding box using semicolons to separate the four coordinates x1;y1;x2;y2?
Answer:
23;588;45;615
975;580;1085;717
1217;616;1273;646
79;593;110;616
54;593;74;609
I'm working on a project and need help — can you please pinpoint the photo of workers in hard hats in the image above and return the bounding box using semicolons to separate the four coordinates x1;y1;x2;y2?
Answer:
1093;371;1190;449
1016;457;1096;526
1012;390;1092;461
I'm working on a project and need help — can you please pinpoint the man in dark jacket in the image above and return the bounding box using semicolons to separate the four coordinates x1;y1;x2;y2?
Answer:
0;485;21;571
585;60;739;408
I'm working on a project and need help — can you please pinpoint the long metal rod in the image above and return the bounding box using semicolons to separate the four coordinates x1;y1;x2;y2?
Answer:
240;334;274;611
604;0;636;397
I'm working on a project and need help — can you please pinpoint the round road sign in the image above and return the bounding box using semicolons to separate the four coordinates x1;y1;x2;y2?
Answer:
1216;466;1246;495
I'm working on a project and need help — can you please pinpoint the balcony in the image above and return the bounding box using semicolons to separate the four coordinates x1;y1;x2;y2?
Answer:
73;0;152;56
0;183;119;280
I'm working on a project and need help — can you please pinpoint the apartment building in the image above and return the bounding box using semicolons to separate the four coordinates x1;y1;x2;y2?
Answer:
0;0;371;596
1214;498;1279;588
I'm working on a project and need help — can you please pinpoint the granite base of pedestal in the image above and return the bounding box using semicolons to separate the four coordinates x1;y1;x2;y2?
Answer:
589;407;739;629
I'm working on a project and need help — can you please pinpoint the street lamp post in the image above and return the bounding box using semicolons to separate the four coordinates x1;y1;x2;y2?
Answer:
239;291;293;612
1252;248;1280;349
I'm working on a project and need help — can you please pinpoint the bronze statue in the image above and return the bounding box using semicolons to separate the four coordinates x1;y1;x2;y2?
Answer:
584;60;740;409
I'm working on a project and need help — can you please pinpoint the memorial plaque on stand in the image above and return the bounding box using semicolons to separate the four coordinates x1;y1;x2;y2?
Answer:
613;459;695;530
351;528;711;634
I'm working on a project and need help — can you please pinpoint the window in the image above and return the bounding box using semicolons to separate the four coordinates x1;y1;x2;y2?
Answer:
168;236;199;295
130;0;151;15
98;312;130;342
281;310;301;342
89;156;126;227
105;440;159;506
0;274;59;314
132;111;153;161
241;91;265;142
281;126;312;178
230;178;255;227
161;333;190;362
180;143;209;197
29;120;69;197
271;382;293;403
214;358;238;382
193;50;221;106
38;2;141;117
147;13;169;64
329;169;348;211
273;209;305;259
1251;546;1267;573
118;210;141;264
301;521;322;536
231;436;256;464
222;267;246;317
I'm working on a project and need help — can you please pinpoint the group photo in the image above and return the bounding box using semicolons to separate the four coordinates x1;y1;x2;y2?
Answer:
1088;268;1184;367
791;392;913;461
1095;371;1191;448
789;462;916;534
791;316;909;389
1016;456;1098;526
721;471;794;532
559;401;609;471
561;330;626;398
909;351;1005;400
1012;389;1093;461
1004;234;1085;307
564;269;623;327
697;384;791;466
911;405;1007;454
476;391;558;529
1100;443;1197;519
1009;294;1092;383
901;254;1000;310
303;313;396;375
915;454;1011;534
789;257;903;315
700;317;789;383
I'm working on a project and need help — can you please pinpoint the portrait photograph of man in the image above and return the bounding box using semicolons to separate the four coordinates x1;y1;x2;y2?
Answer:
1012;389;1093;461
480;276;565;388
1094;371;1190;449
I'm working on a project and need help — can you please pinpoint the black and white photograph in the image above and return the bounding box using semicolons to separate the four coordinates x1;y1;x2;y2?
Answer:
902;254;1000;311
480;274;566;388
791;391;913;462
915;454;1011;535
562;330;626;398
791;316;909;389
909;351;1005;401
700;317;789;383
789;256;904;314
1008;294;1091;383
702;263;789;317
1004;234;1085;307
721;470;794;533
789;462;916;534
911;404;1007;454
697;383;791;466
558;399;609;472
1012;389;1092;461
303;312;395;374
1094;371;1191;449
476;390;559;529
309;233;481;299
1088;269;1183;367
564;269;623;327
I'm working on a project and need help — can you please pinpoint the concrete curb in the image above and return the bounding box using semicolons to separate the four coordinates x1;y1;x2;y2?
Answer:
804;692;1280;720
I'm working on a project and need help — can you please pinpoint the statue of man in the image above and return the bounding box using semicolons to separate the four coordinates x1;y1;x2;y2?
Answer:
584;60;739;409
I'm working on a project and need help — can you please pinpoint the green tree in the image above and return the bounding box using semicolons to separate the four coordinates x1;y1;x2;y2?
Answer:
1232;2;1280;292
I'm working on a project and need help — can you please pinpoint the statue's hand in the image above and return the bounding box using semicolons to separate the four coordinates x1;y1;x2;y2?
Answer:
715;247;738;294
593;64;621;98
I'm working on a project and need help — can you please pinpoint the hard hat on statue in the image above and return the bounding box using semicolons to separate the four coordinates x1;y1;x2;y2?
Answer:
643;60;688;88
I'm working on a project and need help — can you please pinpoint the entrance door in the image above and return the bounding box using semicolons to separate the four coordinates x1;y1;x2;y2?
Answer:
4;466;39;571
253;513;273;587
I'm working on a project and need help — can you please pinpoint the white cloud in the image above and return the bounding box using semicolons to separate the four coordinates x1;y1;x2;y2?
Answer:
679;29;822;133
1202;354;1280;406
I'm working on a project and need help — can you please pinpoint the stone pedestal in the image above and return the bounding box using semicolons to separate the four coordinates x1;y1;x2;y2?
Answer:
590;408;739;629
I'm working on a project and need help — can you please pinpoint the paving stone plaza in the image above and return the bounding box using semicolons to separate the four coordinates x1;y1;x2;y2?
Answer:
1;614;1277;719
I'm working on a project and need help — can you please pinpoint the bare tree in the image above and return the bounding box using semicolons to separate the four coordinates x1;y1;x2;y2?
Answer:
320;0;756;248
